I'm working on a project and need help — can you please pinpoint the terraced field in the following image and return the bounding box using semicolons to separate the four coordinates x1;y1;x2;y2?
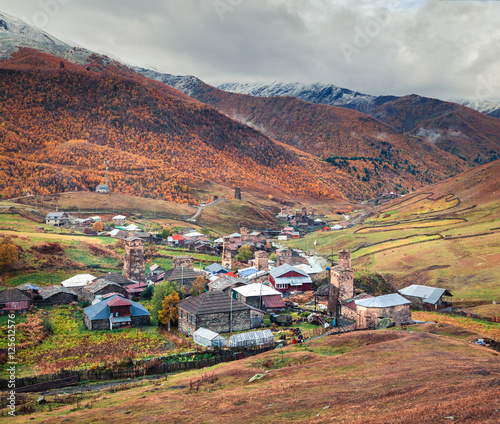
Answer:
287;160;500;310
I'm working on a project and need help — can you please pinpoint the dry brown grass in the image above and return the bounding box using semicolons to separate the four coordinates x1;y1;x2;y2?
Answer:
6;330;500;423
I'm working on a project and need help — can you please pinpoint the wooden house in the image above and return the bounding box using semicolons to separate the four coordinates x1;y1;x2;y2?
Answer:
269;264;312;293
0;288;32;313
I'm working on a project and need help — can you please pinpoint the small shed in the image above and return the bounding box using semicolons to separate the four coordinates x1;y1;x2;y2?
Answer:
193;327;227;348
228;329;274;348
40;285;78;305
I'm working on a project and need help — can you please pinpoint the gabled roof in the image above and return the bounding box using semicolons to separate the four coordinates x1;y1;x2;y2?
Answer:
234;283;281;297
46;212;66;219
84;294;149;321
60;273;96;288
229;233;241;238
107;296;132;307
239;267;259;278
150;264;162;272
398;285;452;305
40;285;77;300
269;264;310;279
355;293;410;308
0;288;31;303
112;215;126;220
206;263;230;274
184;231;204;238
262;296;286;309
179;291;250;315
84;279;126;294
172;234;184;240
17;283;42;291
93;272;136;287
162;266;203;282
193;327;226;342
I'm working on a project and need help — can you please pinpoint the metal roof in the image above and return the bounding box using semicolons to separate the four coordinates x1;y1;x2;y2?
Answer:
206;263;229;274
234;283;281;297
398;285;452;305
17;283;42;291
60;274;96;288
46;212;66;219
84;294;150;321
229;233;241;238
269;264;309;279
355;293;411;308
239;267;259;278
112;215;126;220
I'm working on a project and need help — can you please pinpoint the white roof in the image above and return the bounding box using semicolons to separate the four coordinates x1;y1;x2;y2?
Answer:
112;215;126;220
184;231;204;237
214;237;224;243
193;327;225;341
229;233;241;238
90;216;101;220
234;283;280;297
124;224;140;231
355;293;411;308
61;273;96;288
109;229;120;236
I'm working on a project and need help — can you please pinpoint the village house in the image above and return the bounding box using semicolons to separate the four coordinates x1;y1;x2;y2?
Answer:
45;211;69;226
177;291;254;336
125;282;148;299
355;293;411;328
160;266;204;291
112;215;127;226
82;280;128;303
148;264;165;278
17;283;42;303
92;272;137;288
232;283;286;312
109;229;129;239
39;285;78;305
399;284;453;311
0;288;32;314
269;264;313;293
83;294;150;330
171;233;184;246
208;274;248;293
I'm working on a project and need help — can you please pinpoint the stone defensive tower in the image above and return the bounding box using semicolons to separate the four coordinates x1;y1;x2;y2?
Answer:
276;249;292;267
240;227;250;243
254;251;269;270
337;249;351;269
330;249;354;303
222;236;232;269
123;236;145;282
235;187;241;200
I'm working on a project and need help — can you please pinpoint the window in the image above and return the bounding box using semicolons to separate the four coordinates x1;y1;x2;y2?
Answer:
180;310;184;319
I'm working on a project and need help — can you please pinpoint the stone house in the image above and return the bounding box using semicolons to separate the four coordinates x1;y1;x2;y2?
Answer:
0;288;32;313
173;256;194;269
83;294;150;330
45;212;69;226
82;280;128;303
178;291;252;336
16;283;42;303
60;274;95;296
354;293;411;328
159;266;204;292
112;215;127;226
40;285;78;305
148;264;165;278
398;285;453;311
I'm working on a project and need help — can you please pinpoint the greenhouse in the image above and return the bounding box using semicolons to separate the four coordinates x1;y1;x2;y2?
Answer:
193;327;227;348
228;329;274;348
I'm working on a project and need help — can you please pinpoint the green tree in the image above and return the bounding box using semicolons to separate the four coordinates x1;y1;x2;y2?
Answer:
236;244;253;263
269;253;277;263
200;228;210;236
160;228;171;238
158;292;180;331
151;281;183;324
0;237;18;271
190;275;206;297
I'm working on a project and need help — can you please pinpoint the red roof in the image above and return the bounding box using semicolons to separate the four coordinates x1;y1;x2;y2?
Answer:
126;282;148;294
225;271;236;277
262;295;286;309
172;234;184;241
108;297;132;307
102;292;125;299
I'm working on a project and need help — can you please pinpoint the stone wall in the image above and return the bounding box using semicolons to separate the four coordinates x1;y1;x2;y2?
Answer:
173;256;194;270
337;250;351;268
356;304;411;328
331;266;354;302
178;309;251;335
222;237;232;269
254;251;269;270
44;292;78;305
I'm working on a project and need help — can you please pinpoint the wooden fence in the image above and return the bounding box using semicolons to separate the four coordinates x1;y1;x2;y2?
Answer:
436;308;500;323
0;346;273;392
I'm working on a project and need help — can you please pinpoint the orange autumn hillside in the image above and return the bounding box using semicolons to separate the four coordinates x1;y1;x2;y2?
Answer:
0;49;354;202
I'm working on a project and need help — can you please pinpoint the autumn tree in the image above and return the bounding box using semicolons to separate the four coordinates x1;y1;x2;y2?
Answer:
92;221;104;232
0;237;19;271
236;244;253;263
190;275;206;297
151;280;183;324
158;291;180;331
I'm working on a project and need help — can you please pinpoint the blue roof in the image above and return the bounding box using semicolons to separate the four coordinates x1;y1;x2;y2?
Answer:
84;295;150;321
206;263;229;274
239;268;259;277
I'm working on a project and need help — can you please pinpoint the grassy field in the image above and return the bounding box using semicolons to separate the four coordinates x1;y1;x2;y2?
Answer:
5;328;499;423
0;305;182;377
286;164;500;307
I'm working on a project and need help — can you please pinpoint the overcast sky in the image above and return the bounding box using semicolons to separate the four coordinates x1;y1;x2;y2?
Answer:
0;0;499;100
